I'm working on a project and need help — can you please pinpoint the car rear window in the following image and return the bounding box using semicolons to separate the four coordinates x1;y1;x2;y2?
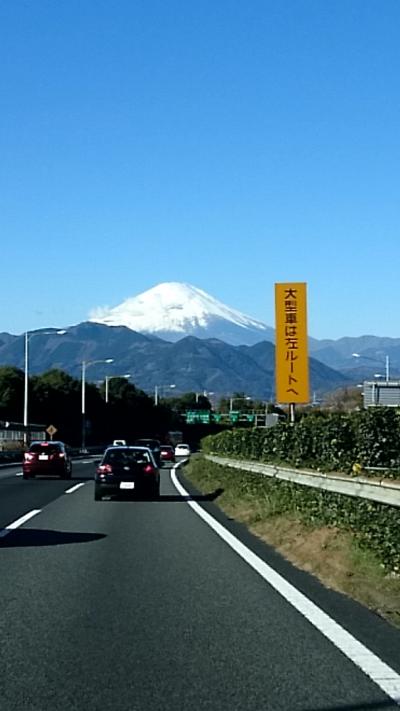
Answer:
104;449;151;465
30;443;62;455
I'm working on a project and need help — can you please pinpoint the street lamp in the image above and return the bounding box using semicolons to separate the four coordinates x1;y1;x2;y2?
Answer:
154;383;176;406
352;353;390;382
23;329;67;445
229;396;251;413
105;374;131;403
81;358;114;452
195;390;214;404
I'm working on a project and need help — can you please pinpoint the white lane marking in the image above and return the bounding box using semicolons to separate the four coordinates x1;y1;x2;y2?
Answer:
0;509;41;539
170;465;400;706
15;472;23;477
65;482;85;494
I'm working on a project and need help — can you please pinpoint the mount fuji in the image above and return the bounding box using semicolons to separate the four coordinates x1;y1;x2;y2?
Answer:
89;282;274;346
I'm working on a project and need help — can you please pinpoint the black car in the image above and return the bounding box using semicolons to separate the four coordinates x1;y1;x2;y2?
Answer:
94;446;160;501
134;438;161;466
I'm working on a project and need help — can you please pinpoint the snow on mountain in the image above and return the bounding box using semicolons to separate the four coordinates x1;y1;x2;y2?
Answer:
89;282;274;346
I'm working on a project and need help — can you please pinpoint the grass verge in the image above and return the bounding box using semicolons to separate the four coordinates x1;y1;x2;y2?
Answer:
184;456;400;628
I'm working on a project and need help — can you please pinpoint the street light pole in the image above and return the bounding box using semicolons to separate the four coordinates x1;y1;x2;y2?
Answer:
81;360;87;453
105;374;131;404
23;329;67;446
23;332;29;445
229;396;251;413
352;353;390;383
81;358;114;452
154;383;175;406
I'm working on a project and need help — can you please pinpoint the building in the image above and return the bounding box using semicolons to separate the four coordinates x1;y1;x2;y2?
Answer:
0;421;46;450
362;381;400;408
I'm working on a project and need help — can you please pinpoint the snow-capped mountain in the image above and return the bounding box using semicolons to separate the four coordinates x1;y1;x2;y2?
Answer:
89;282;274;346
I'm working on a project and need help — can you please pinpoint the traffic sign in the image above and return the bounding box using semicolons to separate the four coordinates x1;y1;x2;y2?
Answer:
185;410;211;424
275;282;309;404
46;424;58;440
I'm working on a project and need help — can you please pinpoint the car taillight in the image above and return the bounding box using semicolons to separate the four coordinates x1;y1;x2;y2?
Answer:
58;452;65;458
24;452;35;461
97;464;113;474
144;464;155;474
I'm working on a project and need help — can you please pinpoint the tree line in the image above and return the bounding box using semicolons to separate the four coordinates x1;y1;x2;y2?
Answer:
0;366;185;446
0;366;291;448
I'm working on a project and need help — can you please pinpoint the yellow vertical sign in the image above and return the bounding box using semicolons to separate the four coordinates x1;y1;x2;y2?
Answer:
275;282;309;404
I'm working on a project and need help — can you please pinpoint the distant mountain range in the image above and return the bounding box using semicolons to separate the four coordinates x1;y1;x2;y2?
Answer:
0;322;350;399
1;282;399;398
89;282;274;347
88;282;400;378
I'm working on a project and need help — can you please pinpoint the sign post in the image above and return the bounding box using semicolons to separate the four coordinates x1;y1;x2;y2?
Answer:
275;283;310;417
46;424;58;441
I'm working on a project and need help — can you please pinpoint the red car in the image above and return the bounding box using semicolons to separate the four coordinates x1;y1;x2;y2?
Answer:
160;445;175;464
22;441;72;479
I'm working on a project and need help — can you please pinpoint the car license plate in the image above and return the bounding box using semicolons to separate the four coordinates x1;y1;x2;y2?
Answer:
120;482;135;490
39;454;49;460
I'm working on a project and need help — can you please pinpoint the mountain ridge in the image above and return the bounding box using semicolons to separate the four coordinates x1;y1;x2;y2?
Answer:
87;281;400;374
89;282;275;346
0;322;349;398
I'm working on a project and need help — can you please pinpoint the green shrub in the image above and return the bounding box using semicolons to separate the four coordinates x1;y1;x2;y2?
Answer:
202;408;400;478
190;458;400;571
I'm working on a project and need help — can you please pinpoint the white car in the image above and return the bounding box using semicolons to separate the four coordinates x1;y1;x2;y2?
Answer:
174;443;191;457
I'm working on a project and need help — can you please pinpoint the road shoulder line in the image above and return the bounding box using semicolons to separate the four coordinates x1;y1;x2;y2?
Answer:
170;464;400;706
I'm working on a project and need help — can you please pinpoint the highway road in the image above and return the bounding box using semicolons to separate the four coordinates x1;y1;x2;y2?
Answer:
0;458;400;710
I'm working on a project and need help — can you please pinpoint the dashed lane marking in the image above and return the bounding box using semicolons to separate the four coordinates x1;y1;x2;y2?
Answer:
0;509;42;539
65;483;86;494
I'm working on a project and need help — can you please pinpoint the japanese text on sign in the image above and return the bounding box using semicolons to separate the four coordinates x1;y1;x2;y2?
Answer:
275;283;309;404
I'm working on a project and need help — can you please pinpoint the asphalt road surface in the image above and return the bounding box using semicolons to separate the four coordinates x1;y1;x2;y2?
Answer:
0;458;399;711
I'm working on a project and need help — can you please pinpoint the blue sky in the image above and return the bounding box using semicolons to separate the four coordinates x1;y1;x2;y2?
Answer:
1;0;399;339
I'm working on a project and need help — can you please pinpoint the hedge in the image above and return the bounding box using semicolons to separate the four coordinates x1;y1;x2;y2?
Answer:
190;459;400;572
201;408;400;478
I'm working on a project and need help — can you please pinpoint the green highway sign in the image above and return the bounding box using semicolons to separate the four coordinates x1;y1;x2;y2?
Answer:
185;410;256;425
185;410;211;424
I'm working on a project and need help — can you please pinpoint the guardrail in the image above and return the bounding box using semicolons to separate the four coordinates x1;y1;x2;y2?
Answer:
0;451;24;466
205;455;400;508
